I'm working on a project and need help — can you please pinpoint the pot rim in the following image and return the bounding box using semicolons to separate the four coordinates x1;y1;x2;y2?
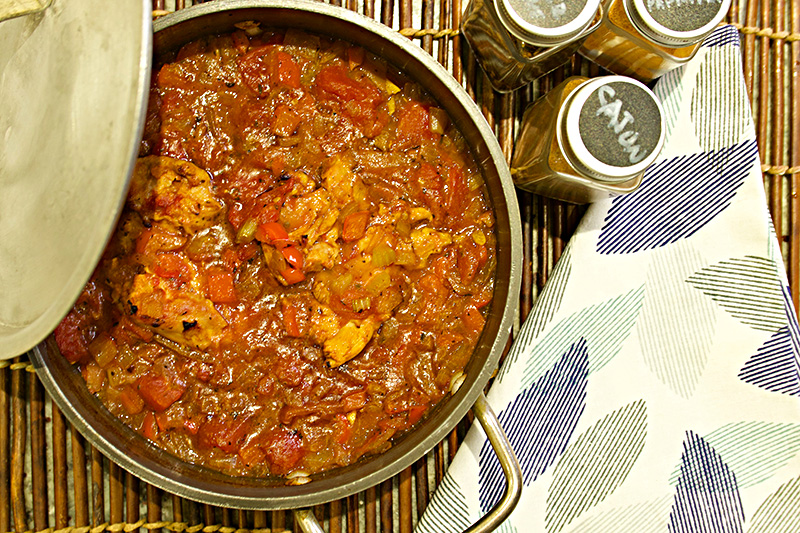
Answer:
31;0;522;509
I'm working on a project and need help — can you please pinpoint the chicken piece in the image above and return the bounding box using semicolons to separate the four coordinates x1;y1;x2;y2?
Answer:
126;273;227;349
322;156;359;207
312;277;332;305
129;156;223;234
410;228;452;267
323;319;378;368
308;301;343;344
408;207;433;224
376;203;432;226
280;188;339;245
305;240;339;272
286;171;316;197
304;299;377;367
355;226;387;256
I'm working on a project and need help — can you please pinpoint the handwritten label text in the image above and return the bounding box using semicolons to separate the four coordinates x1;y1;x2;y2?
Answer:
595;85;646;164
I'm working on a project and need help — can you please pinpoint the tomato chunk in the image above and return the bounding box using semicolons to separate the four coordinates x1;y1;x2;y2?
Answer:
256;222;291;247
395;101;435;150
198;414;251;453
281;267;306;285
263;428;304;475
342;211;370;242
335;414;353;445
272;104;301;137
270;51;301;89
283;302;302;337
315;65;385;136
138;375;185;412
207;270;237;304
281;246;304;270
54;312;90;364
408;405;427;426
142;411;158;441
153;253;192;284
119;386;144;415
239;45;276;95
461;304;485;335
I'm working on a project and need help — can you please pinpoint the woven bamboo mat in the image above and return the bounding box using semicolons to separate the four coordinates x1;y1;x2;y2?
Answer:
3;0;798;531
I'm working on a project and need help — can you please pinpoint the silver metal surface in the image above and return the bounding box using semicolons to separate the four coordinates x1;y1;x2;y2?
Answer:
294;393;523;532
466;393;523;533
30;0;523;511
0;0;52;23
0;0;152;358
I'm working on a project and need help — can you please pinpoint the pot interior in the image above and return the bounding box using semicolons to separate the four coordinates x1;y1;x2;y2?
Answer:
32;0;521;509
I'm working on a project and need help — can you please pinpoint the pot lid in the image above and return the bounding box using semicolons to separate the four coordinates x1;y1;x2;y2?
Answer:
0;0;152;358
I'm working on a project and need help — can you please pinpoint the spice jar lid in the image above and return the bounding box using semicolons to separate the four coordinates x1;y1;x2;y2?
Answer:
626;0;731;47
559;76;665;183
497;0;601;46
0;0;151;359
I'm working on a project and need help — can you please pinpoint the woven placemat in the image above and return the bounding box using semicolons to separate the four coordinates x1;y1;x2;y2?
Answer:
2;0;797;532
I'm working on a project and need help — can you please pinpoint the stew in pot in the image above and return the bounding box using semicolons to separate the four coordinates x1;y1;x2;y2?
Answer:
55;27;496;478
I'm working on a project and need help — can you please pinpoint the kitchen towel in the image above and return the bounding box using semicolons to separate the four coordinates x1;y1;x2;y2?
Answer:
416;25;800;533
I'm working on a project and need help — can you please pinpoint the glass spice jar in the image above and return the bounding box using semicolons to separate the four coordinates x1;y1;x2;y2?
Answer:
578;0;731;81
461;0;603;93
512;75;665;204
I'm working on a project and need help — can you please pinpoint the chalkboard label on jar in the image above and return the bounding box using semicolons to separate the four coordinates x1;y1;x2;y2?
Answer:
577;80;662;168
642;0;724;33
505;0;590;29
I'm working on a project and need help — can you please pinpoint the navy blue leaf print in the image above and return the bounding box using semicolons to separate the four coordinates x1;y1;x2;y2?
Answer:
668;432;745;533
702;25;740;48
781;283;800;357
739;327;800;397
738;285;800;396
597;140;757;255
478;339;588;513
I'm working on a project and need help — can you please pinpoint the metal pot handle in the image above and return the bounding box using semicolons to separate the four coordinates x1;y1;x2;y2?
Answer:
294;392;522;533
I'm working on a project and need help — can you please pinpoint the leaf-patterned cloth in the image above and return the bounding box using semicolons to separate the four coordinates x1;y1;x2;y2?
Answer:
416;26;800;533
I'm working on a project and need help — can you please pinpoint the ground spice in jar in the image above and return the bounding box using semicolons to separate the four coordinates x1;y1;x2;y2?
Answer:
578;0;730;81
512;75;666;204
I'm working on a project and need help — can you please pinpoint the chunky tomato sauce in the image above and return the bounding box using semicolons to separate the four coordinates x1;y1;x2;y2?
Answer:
55;28;495;477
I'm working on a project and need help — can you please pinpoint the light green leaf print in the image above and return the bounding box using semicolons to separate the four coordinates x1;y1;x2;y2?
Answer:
521;287;645;390
640;242;716;398
415;473;472;533
668;422;800;489
653;64;686;144
686;256;786;333
499;242;573;380
498;522;518;533
691;44;751;152
529;241;573;338
747;476;800;533
568;496;672;533
546;400;648;533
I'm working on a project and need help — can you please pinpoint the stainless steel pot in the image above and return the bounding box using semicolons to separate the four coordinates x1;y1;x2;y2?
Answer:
30;1;523;530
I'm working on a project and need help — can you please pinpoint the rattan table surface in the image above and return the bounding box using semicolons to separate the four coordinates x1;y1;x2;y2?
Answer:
2;0;797;531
